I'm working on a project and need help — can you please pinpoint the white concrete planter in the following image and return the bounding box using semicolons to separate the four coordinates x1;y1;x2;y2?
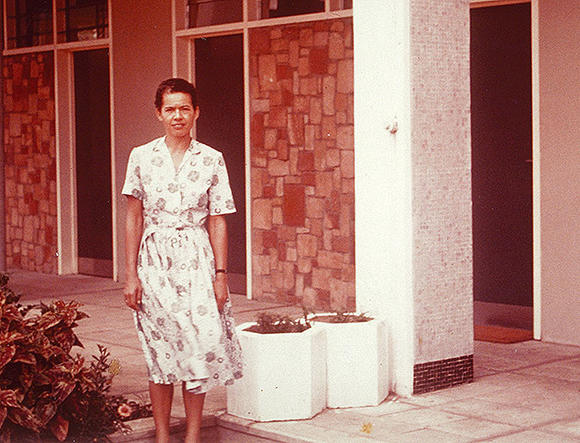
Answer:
311;314;389;408
226;322;327;422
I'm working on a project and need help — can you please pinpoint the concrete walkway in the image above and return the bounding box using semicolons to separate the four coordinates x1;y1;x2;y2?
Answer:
6;270;580;442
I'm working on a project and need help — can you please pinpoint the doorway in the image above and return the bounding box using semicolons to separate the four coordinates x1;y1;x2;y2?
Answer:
194;34;246;294
470;3;533;330
73;48;112;277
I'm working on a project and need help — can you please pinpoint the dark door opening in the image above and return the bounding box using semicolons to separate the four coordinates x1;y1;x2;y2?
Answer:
195;34;246;294
471;4;533;330
74;49;112;277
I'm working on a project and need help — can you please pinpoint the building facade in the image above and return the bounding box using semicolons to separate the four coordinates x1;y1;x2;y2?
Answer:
1;0;578;396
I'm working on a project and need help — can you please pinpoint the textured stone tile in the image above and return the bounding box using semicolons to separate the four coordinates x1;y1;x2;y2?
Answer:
248;19;354;309
4;53;57;273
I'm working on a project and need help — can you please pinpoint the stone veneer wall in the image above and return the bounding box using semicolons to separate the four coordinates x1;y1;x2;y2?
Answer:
410;0;473;370
249;18;354;309
3;52;58;273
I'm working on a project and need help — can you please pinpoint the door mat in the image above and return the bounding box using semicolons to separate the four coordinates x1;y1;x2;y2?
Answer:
474;325;533;343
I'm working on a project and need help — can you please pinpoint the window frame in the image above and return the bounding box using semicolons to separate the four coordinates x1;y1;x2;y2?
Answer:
2;0;110;53
175;0;352;36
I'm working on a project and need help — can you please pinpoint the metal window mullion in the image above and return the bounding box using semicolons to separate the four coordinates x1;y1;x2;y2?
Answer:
53;0;59;44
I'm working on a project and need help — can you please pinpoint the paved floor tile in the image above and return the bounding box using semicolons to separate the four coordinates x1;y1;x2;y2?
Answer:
474;353;527;372
485;429;580;442
81;327;142;350
473;371;541;388
76;306;135;334
344;397;419;416
399;392;456;408
77;333;143;357
386;408;467;427
474;366;499;377
487;377;580;415
431;417;519;439
439;398;560;427
252;420;375;442
308;409;420;436
536;417;580;439
77;289;128;308
395;428;471;442
431;374;532;402
515;359;580;382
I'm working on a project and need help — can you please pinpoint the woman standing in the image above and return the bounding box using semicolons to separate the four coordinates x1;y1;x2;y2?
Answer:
122;78;242;443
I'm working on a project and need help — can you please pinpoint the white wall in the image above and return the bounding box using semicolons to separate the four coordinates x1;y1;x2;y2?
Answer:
111;0;173;280
539;0;580;346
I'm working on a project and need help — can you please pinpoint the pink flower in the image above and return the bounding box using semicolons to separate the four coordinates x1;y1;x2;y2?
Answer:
117;403;133;418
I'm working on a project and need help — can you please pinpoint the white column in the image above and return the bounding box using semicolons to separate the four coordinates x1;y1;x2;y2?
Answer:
353;0;414;395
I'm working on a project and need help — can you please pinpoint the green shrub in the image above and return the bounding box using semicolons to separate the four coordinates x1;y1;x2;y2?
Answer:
0;274;150;442
311;311;373;323
245;311;311;334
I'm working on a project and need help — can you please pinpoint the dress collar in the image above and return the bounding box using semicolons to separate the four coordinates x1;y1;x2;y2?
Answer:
154;137;201;155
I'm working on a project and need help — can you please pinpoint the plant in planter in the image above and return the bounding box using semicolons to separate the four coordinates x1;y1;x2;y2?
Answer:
226;310;326;421
0;274;151;442
310;310;389;408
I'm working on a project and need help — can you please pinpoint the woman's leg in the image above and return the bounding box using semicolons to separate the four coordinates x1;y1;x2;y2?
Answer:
182;384;206;443
149;381;174;443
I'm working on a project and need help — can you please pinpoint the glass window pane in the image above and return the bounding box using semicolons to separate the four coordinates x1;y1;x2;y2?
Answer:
6;0;53;49
188;0;242;28
249;0;324;20
56;0;108;43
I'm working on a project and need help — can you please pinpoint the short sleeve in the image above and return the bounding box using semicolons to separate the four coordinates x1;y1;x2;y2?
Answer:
208;153;236;216
121;148;144;200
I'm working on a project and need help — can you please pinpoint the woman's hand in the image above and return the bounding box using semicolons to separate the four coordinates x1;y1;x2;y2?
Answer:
124;275;142;310
124;196;144;311
213;273;228;312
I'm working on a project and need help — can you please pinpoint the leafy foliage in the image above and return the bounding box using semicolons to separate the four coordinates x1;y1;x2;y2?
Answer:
311;311;373;323
245;310;312;334
0;274;151;442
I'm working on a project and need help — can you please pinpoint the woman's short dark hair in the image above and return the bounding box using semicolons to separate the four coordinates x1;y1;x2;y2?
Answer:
155;78;198;110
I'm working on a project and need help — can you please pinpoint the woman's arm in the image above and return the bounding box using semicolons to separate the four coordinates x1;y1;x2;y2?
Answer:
124;196;144;310
208;215;229;312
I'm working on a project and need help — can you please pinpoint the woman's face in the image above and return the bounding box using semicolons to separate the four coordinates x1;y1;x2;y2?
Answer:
156;91;199;139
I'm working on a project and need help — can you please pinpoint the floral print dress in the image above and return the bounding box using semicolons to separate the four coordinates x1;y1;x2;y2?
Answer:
121;137;243;392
